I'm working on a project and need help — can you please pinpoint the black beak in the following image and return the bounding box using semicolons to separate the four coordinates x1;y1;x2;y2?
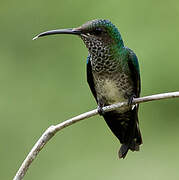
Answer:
33;28;81;40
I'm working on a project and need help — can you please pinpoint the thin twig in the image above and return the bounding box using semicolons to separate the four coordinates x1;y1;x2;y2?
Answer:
13;91;179;180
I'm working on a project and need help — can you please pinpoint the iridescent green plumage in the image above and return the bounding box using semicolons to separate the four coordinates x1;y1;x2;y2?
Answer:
33;19;142;159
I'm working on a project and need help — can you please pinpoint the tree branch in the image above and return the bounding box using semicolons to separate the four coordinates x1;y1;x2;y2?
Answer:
13;91;179;180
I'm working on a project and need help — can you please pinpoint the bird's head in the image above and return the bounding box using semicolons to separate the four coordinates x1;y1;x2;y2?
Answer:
33;19;124;55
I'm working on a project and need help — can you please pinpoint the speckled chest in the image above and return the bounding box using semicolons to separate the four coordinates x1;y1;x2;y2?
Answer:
82;35;134;107
89;55;133;107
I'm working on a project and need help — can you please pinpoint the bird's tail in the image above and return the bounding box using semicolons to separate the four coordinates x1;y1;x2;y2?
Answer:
103;106;142;159
118;144;129;159
118;132;140;159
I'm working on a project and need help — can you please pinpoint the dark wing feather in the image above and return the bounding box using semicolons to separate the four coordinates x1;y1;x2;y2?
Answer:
127;48;141;97
86;55;97;102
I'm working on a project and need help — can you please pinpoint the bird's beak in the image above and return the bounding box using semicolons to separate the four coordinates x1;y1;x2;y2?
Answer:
33;28;81;40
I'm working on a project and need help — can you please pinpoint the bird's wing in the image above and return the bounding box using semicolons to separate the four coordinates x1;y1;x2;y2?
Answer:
86;55;98;102
126;48;141;97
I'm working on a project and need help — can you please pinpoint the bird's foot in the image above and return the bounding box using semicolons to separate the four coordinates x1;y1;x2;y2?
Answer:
97;105;105;116
128;94;136;105
128;95;136;110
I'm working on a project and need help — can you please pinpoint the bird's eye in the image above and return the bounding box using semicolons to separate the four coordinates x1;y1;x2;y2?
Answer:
92;28;103;36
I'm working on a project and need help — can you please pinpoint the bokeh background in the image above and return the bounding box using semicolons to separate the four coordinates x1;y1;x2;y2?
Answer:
1;0;179;179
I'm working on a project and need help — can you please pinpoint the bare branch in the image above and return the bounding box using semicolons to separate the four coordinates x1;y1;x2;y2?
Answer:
13;91;179;180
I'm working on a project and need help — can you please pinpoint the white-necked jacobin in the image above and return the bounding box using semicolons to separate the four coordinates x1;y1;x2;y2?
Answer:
33;19;142;159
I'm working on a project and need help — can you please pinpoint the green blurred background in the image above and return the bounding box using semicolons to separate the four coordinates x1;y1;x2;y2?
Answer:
1;0;179;179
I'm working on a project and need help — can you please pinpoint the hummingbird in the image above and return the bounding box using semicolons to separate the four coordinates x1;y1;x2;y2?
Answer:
33;19;142;159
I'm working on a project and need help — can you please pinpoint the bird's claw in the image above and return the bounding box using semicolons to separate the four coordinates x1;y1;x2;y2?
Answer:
128;95;136;110
97;106;105;116
128;95;136;106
